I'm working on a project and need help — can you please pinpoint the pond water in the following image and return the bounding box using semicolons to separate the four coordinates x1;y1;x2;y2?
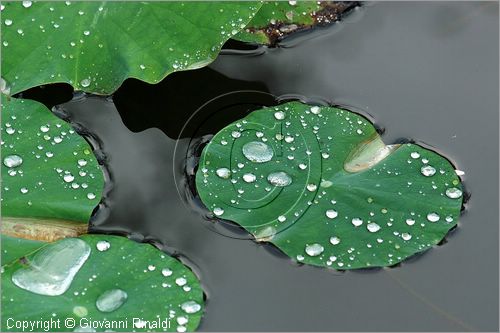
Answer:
23;2;498;331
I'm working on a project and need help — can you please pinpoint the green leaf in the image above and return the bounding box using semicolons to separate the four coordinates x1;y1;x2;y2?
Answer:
1;235;44;265
1;95;104;241
234;1;359;45
1;1;261;95
195;102;463;269
1;235;204;332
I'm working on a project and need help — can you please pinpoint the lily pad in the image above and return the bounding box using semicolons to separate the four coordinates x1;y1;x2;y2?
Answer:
234;1;359;45
1;1;261;95
195;102;463;269
1;95;104;241
1;235;204;332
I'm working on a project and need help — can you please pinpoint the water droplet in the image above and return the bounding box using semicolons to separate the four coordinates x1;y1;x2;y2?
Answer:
421;165;436;177
445;216;454;223
351;218;363;227
278;215;286;222
310;106;320;114
242;173;256;183
406;218;415;226
213;207;224;216
288;0;297;5
4;19;13;26
455;169;465;176
274;111;285;120
367;222;381;233
87;193;96;200
147;265;156;271
231;131;241;138
83;30;90;36
96;240;110;252
175;277;187;286
284;136;294;143
22;1;32;8
298;163;307;170
329;236;340;245
80;78;90;87
445;187;462;199
12;238;90;296
96;289;127;313
181;300;201;314
242;141;274;163
161;268;172;277
77;159;87;167
426;212;440;222
305;243;324;256
401;233;412;241
40;125;50;133
410;152;420;159
325;210;338;219
64;174;75;183
215;168;231;179
20;187;29;194
306;184;317;192
3;154;23;168
267;171;292;187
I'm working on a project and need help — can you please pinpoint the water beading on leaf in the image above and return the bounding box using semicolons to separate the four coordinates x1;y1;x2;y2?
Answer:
1;1;261;95
234;1;360;45
195;102;464;269
1;95;104;242
1;235;204;332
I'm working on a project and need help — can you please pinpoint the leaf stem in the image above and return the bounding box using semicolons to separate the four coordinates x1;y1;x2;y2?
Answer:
1;217;88;242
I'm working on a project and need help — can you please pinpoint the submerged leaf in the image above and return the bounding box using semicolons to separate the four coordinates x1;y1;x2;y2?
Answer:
1;235;204;332
1;95;104;241
196;102;463;269
234;1;359;45
1;1;261;95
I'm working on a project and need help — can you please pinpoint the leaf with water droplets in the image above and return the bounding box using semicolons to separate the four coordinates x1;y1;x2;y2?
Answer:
1;235;204;332
196;101;464;269
1;2;261;95
234;1;359;45
1;95;104;244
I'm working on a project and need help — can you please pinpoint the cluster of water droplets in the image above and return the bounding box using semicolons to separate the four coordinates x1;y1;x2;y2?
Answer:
7;238;202;332
1;102;101;208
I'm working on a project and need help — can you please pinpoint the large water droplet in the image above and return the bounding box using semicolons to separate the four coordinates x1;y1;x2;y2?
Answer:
22;1;32;8
12;238;90;296
267;171;292;187
306;184;317;192
305;243;324;256
216;168;231;179
421;165;436;177
63;174;75;183
181;301;201;314
401;233;412;241
80;79;91;87
329;236;340;245
325;210;338;219
3;154;23;168
96;289;127;313
274;111;285;120
242;141;274;163
426;212;440;222
242;173;256;183
96;240;110;252
213;207;224;216
445;187;462;199
351;218;363;227
366;222;381;233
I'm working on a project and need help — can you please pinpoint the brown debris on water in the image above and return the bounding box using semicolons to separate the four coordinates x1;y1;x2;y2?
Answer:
246;1;361;46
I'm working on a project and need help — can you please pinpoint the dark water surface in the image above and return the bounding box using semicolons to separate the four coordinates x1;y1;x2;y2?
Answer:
42;2;499;331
